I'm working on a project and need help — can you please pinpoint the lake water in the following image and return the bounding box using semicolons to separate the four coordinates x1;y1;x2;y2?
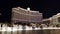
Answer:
0;29;60;34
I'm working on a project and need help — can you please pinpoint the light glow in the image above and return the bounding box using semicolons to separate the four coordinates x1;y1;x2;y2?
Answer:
18;25;23;30
2;27;7;31
7;27;12;31
1;25;60;31
27;7;30;11
25;25;32;30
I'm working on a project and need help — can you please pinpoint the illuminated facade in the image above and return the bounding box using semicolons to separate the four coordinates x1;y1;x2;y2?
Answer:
11;7;43;24
47;13;60;24
42;13;60;27
52;13;60;24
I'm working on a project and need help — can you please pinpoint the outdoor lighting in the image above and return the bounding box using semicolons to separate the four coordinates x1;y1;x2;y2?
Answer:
18;25;23;30
57;13;60;16
7;27;12;31
1;25;60;31
2;27;6;31
35;27;40;30
13;27;18;31
25;25;32;30
27;7;30;11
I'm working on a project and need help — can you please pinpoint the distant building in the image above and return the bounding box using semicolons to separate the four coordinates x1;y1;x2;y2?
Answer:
57;13;60;23
42;13;60;26
11;7;43;24
48;13;60;24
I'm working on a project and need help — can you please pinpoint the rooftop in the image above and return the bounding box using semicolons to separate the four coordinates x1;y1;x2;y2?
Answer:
12;7;39;13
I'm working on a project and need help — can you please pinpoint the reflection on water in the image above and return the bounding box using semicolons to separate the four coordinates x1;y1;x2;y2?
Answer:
0;29;60;34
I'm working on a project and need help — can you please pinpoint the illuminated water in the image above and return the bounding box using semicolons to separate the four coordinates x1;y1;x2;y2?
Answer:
0;26;60;34
0;24;60;34
0;29;60;34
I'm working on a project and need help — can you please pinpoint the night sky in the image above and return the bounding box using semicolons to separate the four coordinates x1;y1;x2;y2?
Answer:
0;0;60;22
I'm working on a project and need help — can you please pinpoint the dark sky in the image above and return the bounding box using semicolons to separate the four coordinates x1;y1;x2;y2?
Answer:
0;0;60;22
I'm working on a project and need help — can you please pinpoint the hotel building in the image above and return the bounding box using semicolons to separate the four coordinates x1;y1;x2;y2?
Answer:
11;7;43;24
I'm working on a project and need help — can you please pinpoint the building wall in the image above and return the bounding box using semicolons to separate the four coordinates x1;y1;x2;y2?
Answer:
51;14;60;24
11;7;43;23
